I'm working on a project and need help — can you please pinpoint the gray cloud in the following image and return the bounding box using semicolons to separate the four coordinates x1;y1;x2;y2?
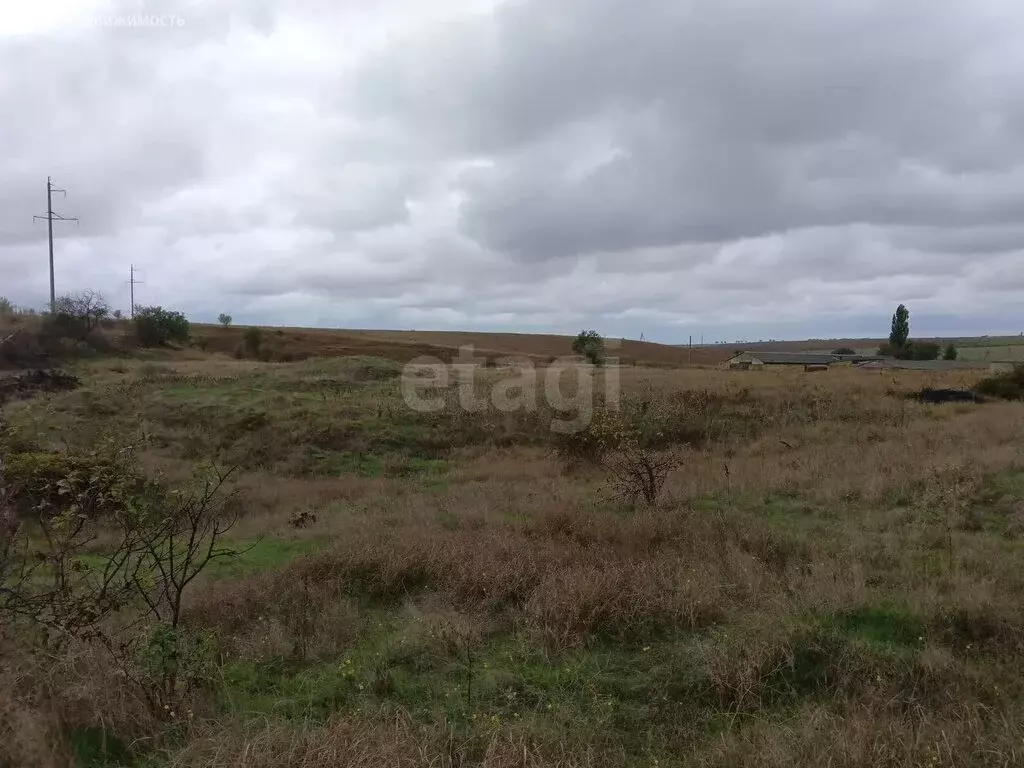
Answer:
1;0;1023;340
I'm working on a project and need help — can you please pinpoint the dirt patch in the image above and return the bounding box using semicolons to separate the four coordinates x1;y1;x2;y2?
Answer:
0;369;81;404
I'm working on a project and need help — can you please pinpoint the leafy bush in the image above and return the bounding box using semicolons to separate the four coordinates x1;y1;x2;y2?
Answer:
134;306;190;347
832;347;856;355
3;449;146;520
243;327;263;358
910;341;941;361
572;330;605;365
878;340;942;360
943;343;958;360
976;365;1024;401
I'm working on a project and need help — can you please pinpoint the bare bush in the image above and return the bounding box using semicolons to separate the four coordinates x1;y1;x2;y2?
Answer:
49;290;110;340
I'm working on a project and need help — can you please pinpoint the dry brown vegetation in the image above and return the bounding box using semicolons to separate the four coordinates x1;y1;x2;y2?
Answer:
189;324;731;367
2;351;1024;767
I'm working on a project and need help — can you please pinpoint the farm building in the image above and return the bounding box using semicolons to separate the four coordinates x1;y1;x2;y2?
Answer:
724;352;841;370
832;354;887;365
854;359;988;371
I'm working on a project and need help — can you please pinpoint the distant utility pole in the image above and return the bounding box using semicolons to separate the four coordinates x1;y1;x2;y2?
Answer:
127;264;144;318
32;176;79;311
689;335;692;365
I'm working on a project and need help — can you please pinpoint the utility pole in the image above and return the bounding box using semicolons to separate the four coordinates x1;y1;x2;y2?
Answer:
127;264;144;318
32;176;79;312
689;334;692;365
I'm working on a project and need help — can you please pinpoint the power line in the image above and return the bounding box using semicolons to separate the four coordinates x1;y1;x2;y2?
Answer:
32;176;79;312
127;264;144;318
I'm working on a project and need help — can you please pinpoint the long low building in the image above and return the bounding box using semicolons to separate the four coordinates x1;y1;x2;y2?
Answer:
724;351;885;369
854;359;989;371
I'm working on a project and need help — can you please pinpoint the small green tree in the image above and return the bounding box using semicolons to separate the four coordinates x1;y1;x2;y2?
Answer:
889;304;910;357
572;330;605;366
0;297;13;316
943;342;958;361
832;347;856;356
134;306;190;347
218;313;232;326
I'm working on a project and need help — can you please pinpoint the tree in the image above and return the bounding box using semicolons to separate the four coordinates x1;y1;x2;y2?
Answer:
832;347;856;356
49;291;110;340
133;306;190;347
889;304;910;356
572;330;605;366
0;297;12;316
218;313;232;326
112;309;123;320
943;342;958;361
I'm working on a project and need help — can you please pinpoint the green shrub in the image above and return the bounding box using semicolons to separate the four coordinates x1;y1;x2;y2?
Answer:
243;327;263;358
910;341;941;361
571;330;605;366
134;306;190;347
976;365;1024;401
3;450;144;519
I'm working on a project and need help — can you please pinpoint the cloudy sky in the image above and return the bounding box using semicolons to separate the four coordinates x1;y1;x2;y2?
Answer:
2;0;1023;343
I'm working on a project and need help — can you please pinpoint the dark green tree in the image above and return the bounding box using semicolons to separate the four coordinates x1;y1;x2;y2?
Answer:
572;330;605;366
134;306;190;347
943;342;958;361
889;304;910;356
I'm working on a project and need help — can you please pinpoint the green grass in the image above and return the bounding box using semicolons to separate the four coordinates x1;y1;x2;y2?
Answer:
214;613;703;759
826;606;924;648
205;537;326;580
68;725;130;768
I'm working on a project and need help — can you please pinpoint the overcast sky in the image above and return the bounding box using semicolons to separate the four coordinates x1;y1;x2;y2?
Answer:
2;0;1023;343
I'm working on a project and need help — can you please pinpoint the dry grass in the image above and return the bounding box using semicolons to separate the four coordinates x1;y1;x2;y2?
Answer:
188;324;728;367
3;357;1024;766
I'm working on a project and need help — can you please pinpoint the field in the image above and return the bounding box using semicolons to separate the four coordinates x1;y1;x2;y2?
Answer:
187;324;731;367
716;336;1024;362
3;342;1024;767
